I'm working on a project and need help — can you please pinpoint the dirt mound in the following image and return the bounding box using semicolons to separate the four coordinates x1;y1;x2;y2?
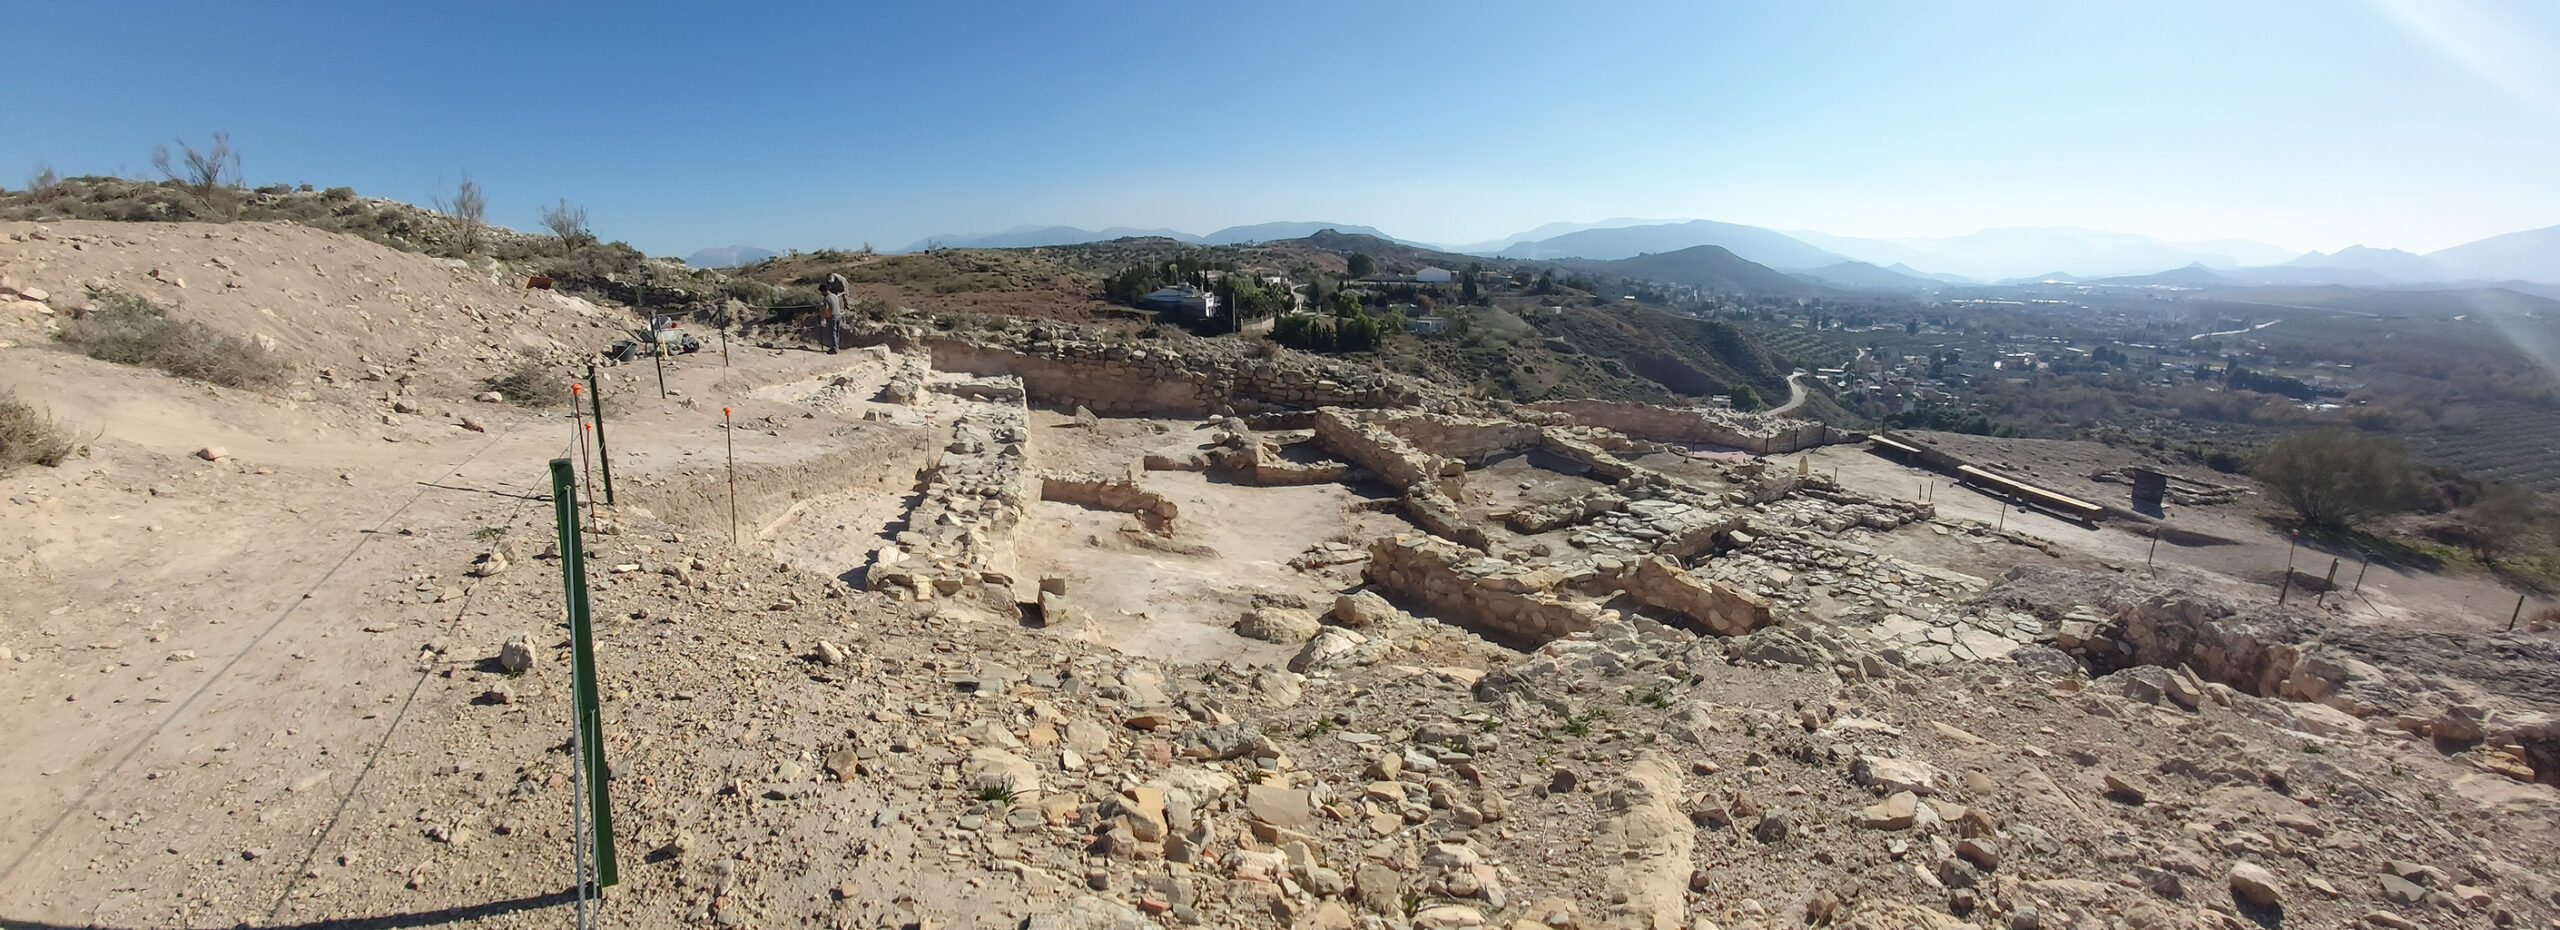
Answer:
3;220;639;399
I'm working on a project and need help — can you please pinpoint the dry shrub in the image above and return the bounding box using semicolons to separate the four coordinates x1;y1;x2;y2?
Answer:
0;390;75;469
486;359;559;408
55;288;289;388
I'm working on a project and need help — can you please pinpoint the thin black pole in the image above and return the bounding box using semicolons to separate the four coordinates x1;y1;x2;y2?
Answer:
653;338;669;400
587;363;615;505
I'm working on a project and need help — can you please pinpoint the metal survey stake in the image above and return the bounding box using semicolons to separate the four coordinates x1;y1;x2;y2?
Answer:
587;364;616;505
549;458;619;929
725;407;739;546
572;384;597;524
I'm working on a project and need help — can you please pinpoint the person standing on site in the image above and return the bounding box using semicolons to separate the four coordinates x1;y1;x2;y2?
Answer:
819;272;850;354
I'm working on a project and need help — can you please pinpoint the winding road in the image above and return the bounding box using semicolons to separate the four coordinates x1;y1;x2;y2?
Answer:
1768;370;1811;415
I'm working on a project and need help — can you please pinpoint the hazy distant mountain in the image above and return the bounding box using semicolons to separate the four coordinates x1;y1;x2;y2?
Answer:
903;225;1201;252
1572;245;1817;297
685;245;778;268
1788;227;2297;281
2427;224;2560;284
1445;218;1680;254
1201;222;1425;247
1788;261;1943;291
2086;262;2234;288
2283;245;2446;282
1888;263;1976;285
1497;220;1849;269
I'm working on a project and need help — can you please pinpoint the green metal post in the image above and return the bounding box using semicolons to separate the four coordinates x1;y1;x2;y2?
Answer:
587;364;615;505
550;459;618;891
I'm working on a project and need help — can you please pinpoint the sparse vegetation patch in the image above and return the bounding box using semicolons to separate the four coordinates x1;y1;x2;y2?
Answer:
54;287;289;388
0;390;76;470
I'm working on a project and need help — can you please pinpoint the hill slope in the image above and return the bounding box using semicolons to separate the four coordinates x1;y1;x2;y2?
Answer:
1201;221;1419;247
1497;219;1846;268
2429;223;2560;284
1569;245;1820;297
1789;260;1942;291
903;225;1202;252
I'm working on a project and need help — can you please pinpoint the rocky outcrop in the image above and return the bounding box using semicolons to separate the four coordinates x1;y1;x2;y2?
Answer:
1596;758;1694;930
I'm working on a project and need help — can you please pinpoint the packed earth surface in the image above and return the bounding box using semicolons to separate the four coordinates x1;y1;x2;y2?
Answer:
3;220;2559;930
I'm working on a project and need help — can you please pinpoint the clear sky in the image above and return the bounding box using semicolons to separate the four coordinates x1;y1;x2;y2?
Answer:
9;0;2558;257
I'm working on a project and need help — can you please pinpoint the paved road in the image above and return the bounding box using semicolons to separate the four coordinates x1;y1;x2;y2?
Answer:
1769;370;1811;414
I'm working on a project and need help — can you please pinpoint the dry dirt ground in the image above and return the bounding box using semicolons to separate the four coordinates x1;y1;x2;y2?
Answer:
4;220;2559;930
1788;433;2559;636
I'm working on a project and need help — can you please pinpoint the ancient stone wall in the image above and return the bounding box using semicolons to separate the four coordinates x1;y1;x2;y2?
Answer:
1621;556;1773;636
879;348;931;405
1401;485;1491;551
1524;399;1851;453
1039;470;1179;532
846;320;1469;416
1364;534;1604;644
1537;431;1640;483
1364;410;1544;463
1502;490;1627;534
1309;408;1454;489
865;396;1030;601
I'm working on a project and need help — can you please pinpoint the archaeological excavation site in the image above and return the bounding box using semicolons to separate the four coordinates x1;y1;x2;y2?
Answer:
2;218;2558;930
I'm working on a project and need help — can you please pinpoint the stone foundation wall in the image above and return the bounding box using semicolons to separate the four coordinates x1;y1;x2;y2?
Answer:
846;320;1469;416
1537;431;1640;483
880;348;932;405
1310;408;1454;489
1039;470;1179;532
865;393;1030;601
1502;490;1627;534
1365;410;1544;462
1401;485;1491;551
1621;556;1772;636
1524;399;1851;454
1365;534;1602;643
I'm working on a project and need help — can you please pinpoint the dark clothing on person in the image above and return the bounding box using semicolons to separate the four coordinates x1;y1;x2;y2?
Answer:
821;273;849;354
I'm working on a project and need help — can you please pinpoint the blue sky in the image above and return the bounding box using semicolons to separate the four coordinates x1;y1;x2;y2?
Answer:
9;1;2558;256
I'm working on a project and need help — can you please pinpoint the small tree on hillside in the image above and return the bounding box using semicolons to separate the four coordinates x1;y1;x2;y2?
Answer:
541;198;593;254
2449;482;2543;562
27;163;59;197
151;132;241;219
2252;427;2418;530
1346;253;1376;278
1730;385;1763;411
433;173;488;255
